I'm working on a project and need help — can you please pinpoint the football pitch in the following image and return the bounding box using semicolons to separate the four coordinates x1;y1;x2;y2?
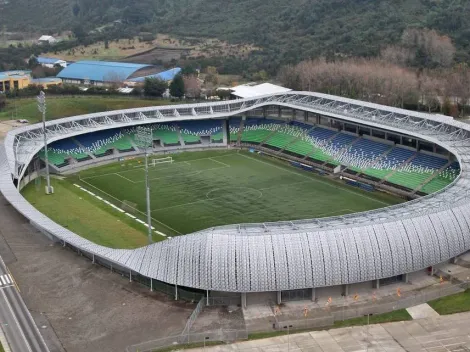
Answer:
76;150;404;237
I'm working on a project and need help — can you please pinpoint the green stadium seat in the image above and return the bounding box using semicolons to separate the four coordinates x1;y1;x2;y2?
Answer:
264;132;297;149
153;128;180;145
284;140;314;157
181;133;201;143
308;147;331;162
241;129;273;143
421;176;453;194
211;131;224;142
39;151;67;167
387;171;432;190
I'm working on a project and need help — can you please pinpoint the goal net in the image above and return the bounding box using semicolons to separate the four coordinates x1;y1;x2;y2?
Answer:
151;156;174;167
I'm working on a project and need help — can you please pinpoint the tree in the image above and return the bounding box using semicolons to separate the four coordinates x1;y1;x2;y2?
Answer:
72;24;86;40
0;94;6;110
205;66;219;84
216;89;231;100
72;3;80;17
183;75;201;98
181;66;197;76
401;28;456;68
28;56;38;68
143;78;167;97
169;74;185;98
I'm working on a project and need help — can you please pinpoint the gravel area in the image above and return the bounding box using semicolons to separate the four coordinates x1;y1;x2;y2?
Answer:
0;194;195;352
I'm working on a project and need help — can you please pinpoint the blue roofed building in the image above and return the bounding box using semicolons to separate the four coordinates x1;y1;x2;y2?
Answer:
57;60;159;86
126;67;182;83
37;57;67;68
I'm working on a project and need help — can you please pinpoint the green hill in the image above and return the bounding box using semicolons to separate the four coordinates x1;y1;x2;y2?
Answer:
2;0;469;70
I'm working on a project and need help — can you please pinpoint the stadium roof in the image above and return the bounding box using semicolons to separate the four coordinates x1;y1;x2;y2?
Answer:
230;83;292;99
37;57;66;65
2;91;470;293
128;67;182;82
57;61;153;82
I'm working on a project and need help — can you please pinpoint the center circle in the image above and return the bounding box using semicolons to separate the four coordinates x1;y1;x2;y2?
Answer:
205;187;263;200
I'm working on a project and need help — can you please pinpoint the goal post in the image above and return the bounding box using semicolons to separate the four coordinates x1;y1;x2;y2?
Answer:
151;156;174;167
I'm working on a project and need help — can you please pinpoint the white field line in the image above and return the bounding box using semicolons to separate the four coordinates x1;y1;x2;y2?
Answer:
76;181;179;235
209;157;231;167
144;165;232;183
115;173;136;184
237;152;391;206
82;163;191;180
104;164;230;185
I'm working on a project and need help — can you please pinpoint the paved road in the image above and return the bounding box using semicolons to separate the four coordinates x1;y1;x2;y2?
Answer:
0;256;49;352
189;311;470;352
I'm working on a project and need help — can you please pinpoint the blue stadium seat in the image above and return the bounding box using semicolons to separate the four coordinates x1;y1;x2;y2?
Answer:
348;139;390;160
49;139;81;152
411;153;447;169
330;133;356;149
74;129;120;149
308;127;337;141
179;120;222;136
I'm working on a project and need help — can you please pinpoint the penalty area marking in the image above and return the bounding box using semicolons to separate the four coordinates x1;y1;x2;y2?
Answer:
77;179;181;235
209;158;231;167
80;154;237;181
75;184;173;235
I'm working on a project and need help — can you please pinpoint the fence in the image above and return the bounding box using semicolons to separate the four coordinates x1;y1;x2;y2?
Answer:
331;281;469;322
126;329;248;352
273;281;469;332
181;296;206;337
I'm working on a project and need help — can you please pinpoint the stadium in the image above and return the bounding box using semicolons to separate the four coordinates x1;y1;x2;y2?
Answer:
1;91;469;308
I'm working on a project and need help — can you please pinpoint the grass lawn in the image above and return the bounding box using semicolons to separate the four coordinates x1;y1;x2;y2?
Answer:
0;97;171;123
332;309;412;328
21;178;160;248
24;150;403;248
428;289;470;315
64;149;401;241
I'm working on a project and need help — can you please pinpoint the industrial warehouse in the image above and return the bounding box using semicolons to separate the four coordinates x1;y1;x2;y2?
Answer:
0;60;181;92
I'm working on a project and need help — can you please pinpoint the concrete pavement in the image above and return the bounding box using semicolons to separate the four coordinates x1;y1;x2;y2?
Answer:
188;310;470;352
0;256;49;352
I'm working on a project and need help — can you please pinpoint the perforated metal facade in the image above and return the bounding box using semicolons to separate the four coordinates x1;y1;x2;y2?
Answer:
2;91;470;293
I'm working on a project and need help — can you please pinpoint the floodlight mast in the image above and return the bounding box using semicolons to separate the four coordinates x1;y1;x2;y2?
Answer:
37;91;53;194
136;126;153;244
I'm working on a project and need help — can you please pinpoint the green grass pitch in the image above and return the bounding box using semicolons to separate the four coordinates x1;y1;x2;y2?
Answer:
72;150;403;239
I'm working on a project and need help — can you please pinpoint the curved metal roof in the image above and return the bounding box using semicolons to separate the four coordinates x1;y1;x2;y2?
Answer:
57;60;153;82
2;91;470;293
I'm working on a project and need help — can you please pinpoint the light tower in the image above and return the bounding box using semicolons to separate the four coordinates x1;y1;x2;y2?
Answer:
135;126;154;244
37;91;54;194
